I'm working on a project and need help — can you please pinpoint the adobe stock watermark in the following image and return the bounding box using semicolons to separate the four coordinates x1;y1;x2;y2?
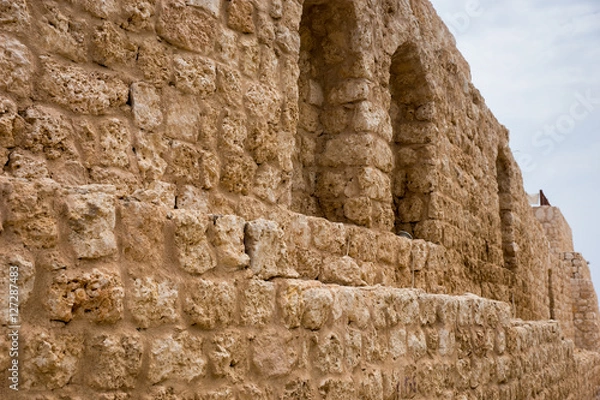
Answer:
6;264;20;391
515;89;600;173
442;0;484;36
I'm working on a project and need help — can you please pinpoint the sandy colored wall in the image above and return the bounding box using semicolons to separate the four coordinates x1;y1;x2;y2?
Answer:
1;0;599;398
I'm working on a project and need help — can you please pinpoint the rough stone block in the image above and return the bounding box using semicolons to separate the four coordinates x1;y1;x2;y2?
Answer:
22;330;84;390
227;0;255;33
0;33;32;98
184;279;236;329
320;133;393;173
174;54;217;97
131;83;163;131
302;287;333;330
157;0;216;53
216;66;243;106
241;279;276;325
46;268;124;323
186;0;221;17
86;333;143;389
91;21;137;67
119;201;166;265
312;332;344;374
309;218;347;255
149;331;206;383
220;149;257;194
0;0;31;32
319;378;356;399
348;226;378;262
209;330;248;378
63;185;117;259
39;56;128;115
173;210;216;275
129;277;179;328
320;256;365;286
210;214;250;269
252;329;297;377
246;219;297;279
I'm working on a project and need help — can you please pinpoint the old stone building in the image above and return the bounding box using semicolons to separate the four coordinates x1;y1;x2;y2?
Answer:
0;0;599;398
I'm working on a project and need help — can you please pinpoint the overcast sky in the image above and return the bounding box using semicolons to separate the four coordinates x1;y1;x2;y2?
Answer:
429;0;600;293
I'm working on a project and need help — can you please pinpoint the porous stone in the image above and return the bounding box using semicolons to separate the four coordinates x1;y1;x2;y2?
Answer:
173;210;216;275
131;83;164;131
246;219;298;279
63;185;117;259
0;33;33;98
149;331;206;383
86;333;143;389
184;279;236;329
173;54;217;97
158;0;216;53
129;277;179;328
252;329;298;377
209;214;250;269
39;57;129;115
46;268;124;323
241;279;276;325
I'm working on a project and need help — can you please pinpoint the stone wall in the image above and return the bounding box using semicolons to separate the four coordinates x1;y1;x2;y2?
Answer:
1;178;600;398
1;0;599;398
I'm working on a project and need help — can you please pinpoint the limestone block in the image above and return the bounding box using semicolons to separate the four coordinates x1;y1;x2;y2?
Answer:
119;201;166;265
0;96;21;148
320;255;365;286
121;0;157;32
6;150;49;179
149;331;206;383
246;219;297;279
220;110;247;150
247;120;279;164
86;333;143;389
46;268;124;323
91;21;137;67
37;3;87;63
334;287;370;328
97;118;132;168
131;83;163;131
281;378;315;400
302;287;333;330
312;332;344;374
209;330;248;378
309;218;347;255
137;39;172;86
390;327;408;359
184;279;236;329
0;0;30;32
343;197;372;226
39;57;129;115
320;133;393;173
252;329;298;377
227;0;255;33
173;210;216;275
253;164;282;204
131;180;176;209
0;33;32;98
395;290;420;325
129;277;179;328
71;0;118;19
22;330;84;390
395;122;439;145
244;83;281;122
0;178;59;248
220;149;257;194
217;66;243;106
359;369;384;400
186;0;221;17
157;0;216;53
0;253;35;324
165;93;202;142
209;214;250;269
328;79;370;105
319;378;356;399
348;226;378;262
174;54;217;97
275;25;300;55
241;279;276;325
19;105;74;160
63;185;117;259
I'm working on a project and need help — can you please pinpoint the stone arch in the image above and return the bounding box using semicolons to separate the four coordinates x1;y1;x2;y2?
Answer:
293;0;395;229
389;41;438;237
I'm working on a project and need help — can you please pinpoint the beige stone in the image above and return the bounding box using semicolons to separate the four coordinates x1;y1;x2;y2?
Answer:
210;214;250;269
86;333;143;389
0;33;33;98
149;331;206;383
173;210;216;275
184;279;236;329
129;277;179;328
132;83;164;131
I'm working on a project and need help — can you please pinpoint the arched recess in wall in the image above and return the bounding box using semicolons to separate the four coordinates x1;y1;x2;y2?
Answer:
496;146;518;270
389;41;438;237
292;0;363;221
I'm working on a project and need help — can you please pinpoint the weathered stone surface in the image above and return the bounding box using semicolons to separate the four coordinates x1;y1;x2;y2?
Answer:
184;279;236;329
21;329;84;389
246;219;297;279
320;256;365;286
173;210;216;275
173;54;217;97
0;33;33;98
0;253;35;324
91;21;137;67
63;185;117;259
241;279;276;325
210;214;250;269
158;0;216;53
46;268;124;323
0;0;31;32
227;0;255;33
149;331;206;383
86;333;143;389
129;277;179;328
132;83;164;131
252;329;297;377
39;57;129;115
